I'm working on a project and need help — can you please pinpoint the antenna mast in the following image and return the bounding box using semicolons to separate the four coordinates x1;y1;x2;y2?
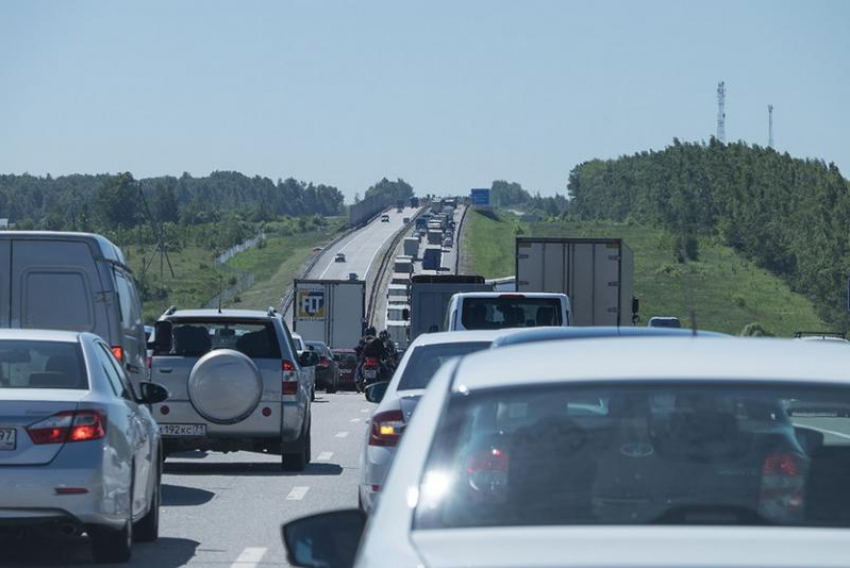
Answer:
768;104;774;148
716;81;726;143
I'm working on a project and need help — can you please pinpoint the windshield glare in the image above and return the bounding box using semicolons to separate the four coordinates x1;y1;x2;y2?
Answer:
414;383;850;529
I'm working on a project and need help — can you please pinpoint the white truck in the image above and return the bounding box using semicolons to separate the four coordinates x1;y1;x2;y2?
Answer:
292;279;365;349
403;237;419;259
515;237;637;326
407;274;493;340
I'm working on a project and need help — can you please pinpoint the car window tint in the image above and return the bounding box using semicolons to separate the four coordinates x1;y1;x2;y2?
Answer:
160;320;282;359
415;382;850;530
113;269;141;330
0;340;87;389
22;271;94;332
461;298;562;330
397;342;490;390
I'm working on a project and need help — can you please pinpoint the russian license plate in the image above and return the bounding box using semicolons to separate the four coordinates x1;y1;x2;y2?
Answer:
0;428;16;451
364;369;377;379
158;424;206;437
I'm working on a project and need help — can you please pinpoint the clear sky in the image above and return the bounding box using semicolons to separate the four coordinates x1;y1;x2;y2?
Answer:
1;1;848;201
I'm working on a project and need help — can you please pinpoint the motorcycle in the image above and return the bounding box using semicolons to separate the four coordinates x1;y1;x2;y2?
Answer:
356;356;391;393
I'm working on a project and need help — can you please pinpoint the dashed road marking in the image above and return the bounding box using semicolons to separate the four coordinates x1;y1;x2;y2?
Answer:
336;431;350;438
361;408;370;413
231;547;267;568
350;418;361;423
316;451;333;461
286;486;310;501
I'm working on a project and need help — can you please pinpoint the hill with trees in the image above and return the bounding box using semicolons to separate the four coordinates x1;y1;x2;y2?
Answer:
568;139;850;330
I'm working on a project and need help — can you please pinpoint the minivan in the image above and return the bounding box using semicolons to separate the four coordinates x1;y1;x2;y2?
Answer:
444;291;571;331
0;231;148;386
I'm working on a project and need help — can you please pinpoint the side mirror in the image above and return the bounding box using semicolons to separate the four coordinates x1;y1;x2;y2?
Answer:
364;381;389;404
139;382;169;405
299;351;319;367
282;509;366;568
151;320;173;353
402;309;410;321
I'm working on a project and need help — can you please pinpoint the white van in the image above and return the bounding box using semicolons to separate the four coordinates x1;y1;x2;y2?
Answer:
0;231;148;387
444;292;571;332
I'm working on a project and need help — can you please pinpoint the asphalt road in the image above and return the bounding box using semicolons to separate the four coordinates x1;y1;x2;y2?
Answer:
1;391;372;567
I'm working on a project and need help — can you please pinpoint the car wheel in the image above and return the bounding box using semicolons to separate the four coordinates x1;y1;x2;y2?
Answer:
134;463;160;542
327;376;337;394
281;419;310;472
89;475;133;563
311;386;316;402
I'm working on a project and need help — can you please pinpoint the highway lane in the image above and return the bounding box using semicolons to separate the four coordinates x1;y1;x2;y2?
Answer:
0;391;373;567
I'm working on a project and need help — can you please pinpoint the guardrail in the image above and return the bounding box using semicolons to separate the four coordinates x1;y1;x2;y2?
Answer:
366;208;424;327
454;204;469;273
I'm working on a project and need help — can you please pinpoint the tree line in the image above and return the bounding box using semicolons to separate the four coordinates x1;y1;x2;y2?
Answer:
490;180;569;217
568;138;850;330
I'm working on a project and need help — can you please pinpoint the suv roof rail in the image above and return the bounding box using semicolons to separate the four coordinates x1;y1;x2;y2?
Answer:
163;305;177;316
267;306;278;317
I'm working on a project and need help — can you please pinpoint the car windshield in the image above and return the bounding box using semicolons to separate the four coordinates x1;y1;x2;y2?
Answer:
397;342;491;390
158;320;281;359
461;297;563;330
0;340;86;389
414;382;850;529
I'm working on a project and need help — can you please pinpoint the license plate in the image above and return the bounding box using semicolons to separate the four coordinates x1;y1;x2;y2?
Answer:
158;424;206;437
364;369;377;379
0;428;16;451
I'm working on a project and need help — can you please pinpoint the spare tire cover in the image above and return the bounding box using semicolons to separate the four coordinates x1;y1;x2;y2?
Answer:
188;349;263;424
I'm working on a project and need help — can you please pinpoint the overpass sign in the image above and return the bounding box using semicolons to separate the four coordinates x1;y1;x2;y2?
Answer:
470;188;490;207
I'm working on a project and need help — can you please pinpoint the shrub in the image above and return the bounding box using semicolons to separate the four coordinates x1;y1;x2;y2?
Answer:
740;322;773;337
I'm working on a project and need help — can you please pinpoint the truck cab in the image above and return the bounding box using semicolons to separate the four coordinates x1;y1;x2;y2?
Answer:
444;292;571;332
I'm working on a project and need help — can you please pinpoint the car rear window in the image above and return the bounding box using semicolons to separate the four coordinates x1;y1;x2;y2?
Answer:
461;297;562;330
0;340;87;389
334;352;357;366
159;320;281;359
397;342;490;390
414;382;850;530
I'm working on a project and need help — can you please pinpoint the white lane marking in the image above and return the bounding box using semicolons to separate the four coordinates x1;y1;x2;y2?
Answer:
316;451;333;461
361;408;370;413
286;486;310;500
795;423;850;441
350;418;361;423
335;431;350;438
231;547;267;568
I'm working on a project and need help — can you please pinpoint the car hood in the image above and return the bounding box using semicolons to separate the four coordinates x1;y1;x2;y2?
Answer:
410;526;850;568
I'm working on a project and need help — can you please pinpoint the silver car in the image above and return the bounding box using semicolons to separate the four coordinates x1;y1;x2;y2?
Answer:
0;329;167;563
149;308;317;471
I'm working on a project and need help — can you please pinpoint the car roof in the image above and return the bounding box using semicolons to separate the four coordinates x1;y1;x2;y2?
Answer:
491;326;725;347
0;231;127;266
454;336;850;392
167;309;273;320
0;329;86;342
451;292;568;299
408;330;511;348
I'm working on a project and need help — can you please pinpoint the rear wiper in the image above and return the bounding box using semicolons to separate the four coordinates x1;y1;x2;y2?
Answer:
650;505;772;526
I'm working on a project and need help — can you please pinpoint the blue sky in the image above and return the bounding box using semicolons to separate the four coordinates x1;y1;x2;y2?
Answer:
1;1;848;200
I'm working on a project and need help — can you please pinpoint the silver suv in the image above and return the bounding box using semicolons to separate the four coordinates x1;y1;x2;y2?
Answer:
148;307;317;471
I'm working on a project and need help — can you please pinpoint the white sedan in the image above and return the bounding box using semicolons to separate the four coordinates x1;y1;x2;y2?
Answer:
284;337;850;568
0;329;168;563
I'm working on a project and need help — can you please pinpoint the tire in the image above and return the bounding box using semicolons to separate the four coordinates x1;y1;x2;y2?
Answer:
326;376;337;394
89;473;133;563
281;417;311;472
134;462;160;543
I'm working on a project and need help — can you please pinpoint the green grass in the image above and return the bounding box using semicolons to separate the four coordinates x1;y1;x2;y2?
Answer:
463;211;827;336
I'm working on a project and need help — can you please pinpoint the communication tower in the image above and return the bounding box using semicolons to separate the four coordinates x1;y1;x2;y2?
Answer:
716;81;726;143
768;104;774;148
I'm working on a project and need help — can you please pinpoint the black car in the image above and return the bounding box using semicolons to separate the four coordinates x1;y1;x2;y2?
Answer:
306;341;340;393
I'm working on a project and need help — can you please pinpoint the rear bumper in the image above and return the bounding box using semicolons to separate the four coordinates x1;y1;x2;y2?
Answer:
360;444;396;513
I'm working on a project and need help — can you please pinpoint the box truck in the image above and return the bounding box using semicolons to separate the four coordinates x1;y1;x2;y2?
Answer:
515;237;636;326
403;237;419;259
292;279;365;349
427;230;443;246
422;245;443;270
408;274;493;340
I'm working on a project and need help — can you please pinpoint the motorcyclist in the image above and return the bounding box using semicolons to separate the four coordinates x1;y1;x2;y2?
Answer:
355;327;389;392
379;330;397;367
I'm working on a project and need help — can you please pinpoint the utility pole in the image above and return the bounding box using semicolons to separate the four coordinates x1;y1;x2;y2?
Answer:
716;81;726;143
768;104;774;148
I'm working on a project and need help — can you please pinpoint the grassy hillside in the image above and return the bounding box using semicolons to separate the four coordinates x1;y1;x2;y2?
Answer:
463;210;827;336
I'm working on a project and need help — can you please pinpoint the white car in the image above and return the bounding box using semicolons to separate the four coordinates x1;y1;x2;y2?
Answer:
0;329;168;563
358;330;508;512
285;337;850;568
291;332;317;402
445;291;571;331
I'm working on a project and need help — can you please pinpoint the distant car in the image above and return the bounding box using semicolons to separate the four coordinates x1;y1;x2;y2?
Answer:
332;349;358;389
312;247;323;253
402;217;410;224
794;331;850;343
285;337;850;568
648;316;682;328
149;308;317;471
348;272;358;281
380;214;390;222
306;341;340;394
335;252;346;262
0;329;168;563
358;330;507;512
442;237;452;248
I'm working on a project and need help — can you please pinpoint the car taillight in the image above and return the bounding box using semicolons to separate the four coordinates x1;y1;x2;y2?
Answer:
369;410;404;447
319;356;331;367
27;411;106;445
498;294;525;299
364;357;379;369
282;381;298;396
147;355;152;369
282;360;294;372
111;346;124;362
760;452;805;519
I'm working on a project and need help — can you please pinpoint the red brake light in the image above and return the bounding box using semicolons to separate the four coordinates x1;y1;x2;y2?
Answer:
319;356;331;367
27;411;106;445
282;381;298;396
282;360;294;372
763;452;802;477
498;294;525;299
364;357;379;369
111;346;124;362
369;410;404;447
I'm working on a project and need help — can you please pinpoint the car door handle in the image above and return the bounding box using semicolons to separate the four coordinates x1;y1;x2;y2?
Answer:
158;368;173;374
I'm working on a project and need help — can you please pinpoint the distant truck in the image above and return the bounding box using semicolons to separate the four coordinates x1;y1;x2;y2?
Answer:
422;246;442;270
515;237;637;326
292;279;365;349
403;237;419;259
407;274;493;340
427;230;443;245
410;196;420;208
